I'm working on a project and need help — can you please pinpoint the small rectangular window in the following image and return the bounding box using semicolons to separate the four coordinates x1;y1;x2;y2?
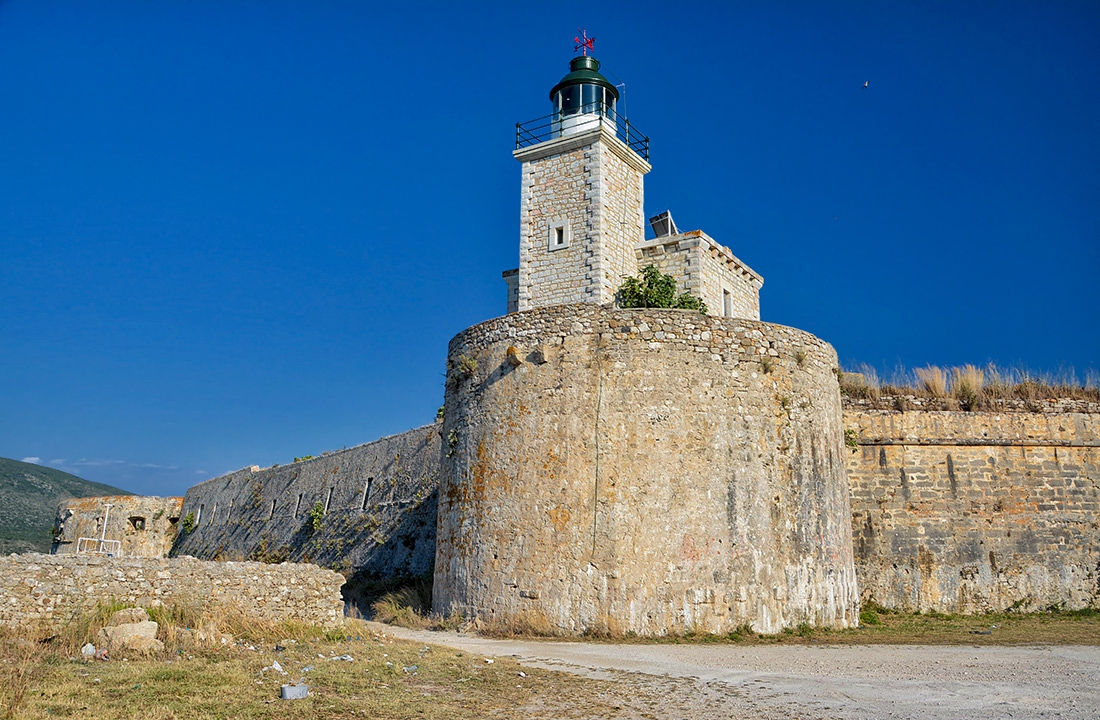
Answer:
324;487;334;514
294;493;303;518
547;221;571;251
723;289;733;318
269;500;276;520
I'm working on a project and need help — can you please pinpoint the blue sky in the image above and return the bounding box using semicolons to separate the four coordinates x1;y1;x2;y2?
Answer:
2;1;1097;495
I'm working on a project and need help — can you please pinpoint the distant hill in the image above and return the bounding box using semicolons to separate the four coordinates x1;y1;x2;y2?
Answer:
0;457;132;554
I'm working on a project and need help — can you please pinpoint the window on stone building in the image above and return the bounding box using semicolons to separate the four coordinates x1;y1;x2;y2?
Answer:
129;516;146;531
548;220;571;251
723;289;732;318
294;493;303;518
269;499;276;520
324;487;334;514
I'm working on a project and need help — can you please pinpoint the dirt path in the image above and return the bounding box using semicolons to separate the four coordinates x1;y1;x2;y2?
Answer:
369;623;1100;719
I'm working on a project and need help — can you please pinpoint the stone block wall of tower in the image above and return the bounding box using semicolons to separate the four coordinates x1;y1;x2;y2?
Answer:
516;127;649;311
436;304;859;635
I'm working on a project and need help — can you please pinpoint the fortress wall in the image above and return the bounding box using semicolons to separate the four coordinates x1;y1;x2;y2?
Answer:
845;409;1100;613
53;495;181;558
173;425;440;604
436;304;858;635
0;553;344;630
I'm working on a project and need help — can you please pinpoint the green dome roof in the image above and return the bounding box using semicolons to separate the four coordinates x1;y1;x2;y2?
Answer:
549;56;619;101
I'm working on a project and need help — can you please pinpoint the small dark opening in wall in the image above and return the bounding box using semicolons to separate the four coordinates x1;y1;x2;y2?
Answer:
129;516;146;531
294;493;303;518
362;477;373;511
324;487;334;514
269;499;277;520
168;516;180;525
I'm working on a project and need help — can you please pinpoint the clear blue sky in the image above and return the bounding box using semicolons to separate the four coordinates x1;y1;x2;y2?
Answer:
2;1;1097;495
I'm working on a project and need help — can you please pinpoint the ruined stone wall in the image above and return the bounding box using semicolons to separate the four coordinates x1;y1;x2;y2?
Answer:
0;553;345;630
515;127;649;310
845;408;1100;613
53;495;182;558
173;426;440;604
436;304;858;635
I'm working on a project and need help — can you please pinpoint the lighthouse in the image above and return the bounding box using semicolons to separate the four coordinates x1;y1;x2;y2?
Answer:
507;51;652;312
503;48;762;321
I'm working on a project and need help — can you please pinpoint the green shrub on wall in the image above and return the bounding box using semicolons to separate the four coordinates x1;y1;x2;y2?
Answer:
617;265;707;314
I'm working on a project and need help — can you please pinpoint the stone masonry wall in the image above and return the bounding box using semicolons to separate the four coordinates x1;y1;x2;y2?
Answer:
53;495;182;558
517;142;593;309
436;304;858;635
516;127;649;310
174;425;440;606
697;235;761;321
845;408;1100;613
589;136;647;304
0;553;345;630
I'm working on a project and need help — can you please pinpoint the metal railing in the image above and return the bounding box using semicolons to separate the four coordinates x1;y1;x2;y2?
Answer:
76;537;121;556
516;104;649;160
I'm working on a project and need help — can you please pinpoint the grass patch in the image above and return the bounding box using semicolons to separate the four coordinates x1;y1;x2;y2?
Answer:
840;362;1100;409
1;609;635;719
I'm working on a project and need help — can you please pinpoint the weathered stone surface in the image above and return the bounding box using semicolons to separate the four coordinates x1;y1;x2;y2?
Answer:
53;496;182;558
108;607;150;626
98;616;163;655
436;304;858;635
845;408;1100;613
174;426;440;606
0;554;345;630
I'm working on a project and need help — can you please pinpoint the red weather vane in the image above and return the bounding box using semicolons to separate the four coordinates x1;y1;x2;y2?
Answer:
574;28;595;56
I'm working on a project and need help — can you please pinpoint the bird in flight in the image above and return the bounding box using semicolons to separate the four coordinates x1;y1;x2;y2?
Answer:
863;81;870;89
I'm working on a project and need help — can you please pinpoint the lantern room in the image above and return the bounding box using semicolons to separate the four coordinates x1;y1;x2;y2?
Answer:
550;55;619;137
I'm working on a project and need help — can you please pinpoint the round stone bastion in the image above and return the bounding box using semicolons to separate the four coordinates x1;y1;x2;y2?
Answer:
434;304;858;635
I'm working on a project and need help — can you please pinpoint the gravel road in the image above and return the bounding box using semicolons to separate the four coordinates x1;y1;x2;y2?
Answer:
370;623;1100;719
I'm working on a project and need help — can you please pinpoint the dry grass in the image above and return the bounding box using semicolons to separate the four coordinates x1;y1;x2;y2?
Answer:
371;579;434;630
950;364;985;410
842;362;1100;409
914;365;949;397
0;609;666;720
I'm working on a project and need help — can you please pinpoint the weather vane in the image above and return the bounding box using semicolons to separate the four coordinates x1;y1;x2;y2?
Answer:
574;28;595;56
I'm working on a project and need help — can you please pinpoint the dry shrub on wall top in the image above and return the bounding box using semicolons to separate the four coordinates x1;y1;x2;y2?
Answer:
950;364;985;410
843;362;1100;408
915;366;949;397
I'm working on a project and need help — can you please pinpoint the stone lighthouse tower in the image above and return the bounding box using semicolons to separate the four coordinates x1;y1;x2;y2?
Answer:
506;54;652;312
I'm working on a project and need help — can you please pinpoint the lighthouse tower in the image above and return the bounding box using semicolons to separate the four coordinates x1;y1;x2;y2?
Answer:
508;54;651;311
504;51;764;320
